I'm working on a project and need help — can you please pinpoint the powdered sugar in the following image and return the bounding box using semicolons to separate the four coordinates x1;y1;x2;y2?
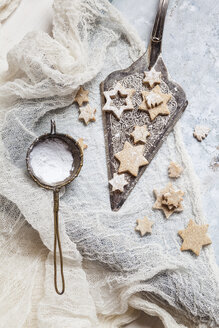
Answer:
29;138;74;185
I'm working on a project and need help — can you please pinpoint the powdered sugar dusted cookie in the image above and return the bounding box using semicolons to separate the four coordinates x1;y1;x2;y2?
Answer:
135;216;154;236
115;141;148;177
143;67;161;88
145;91;163;109
109;173;128;192
74;86;89;106
193;125;210;141
162;188;184;210
131;125;150;144
168;161;183;178
153;183;184;218
140;85;172;120
178;219;212;255
103;82;135;119
79;104;96;125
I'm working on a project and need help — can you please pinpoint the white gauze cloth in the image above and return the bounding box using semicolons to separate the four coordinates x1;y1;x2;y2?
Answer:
0;0;218;327
0;0;21;24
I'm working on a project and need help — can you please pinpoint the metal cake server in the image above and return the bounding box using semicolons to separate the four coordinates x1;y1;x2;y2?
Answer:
100;0;188;211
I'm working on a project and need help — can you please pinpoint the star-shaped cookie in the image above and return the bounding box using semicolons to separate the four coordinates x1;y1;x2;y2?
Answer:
79;104;96;125
131;125;150;144
109;173;128;192
103;82;135;119
168;162;183;178
135;216;154;236
77;138;88;152
178;219;212;255
143;67;161;88
162;189;184;210
153;183;184;218
74;86;89;106
139;85;172;120
145;91;163;109
114;141;148;177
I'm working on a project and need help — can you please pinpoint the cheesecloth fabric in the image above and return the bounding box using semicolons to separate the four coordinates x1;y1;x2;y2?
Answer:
0;0;21;24
0;0;218;327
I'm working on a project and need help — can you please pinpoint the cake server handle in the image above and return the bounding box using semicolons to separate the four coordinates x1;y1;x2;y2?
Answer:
148;0;169;68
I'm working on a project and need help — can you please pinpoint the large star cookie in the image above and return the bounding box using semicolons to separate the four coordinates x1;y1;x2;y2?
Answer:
109;173;128;192
135;216;154;236
103;82;135;119
153;183;184;218
140;85;172;120
131;125;150;144
178;219;212;255
74;86;89;106
79;104;96;125
115;141;148;177
143;67;161;88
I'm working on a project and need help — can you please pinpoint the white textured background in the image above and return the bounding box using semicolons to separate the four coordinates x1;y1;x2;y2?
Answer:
0;1;218;327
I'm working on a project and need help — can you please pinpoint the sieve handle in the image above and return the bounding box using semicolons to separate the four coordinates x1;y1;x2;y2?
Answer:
53;189;65;295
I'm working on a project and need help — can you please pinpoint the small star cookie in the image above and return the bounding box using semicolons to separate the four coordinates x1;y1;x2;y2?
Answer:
131;125;150;144
153;183;184;218
193;125;210;142
145;91;163;109
77;138;88;152
178;219;212;255
162;188;184;210
103;82;135;119
139;85;172;120
168;162;183;178
143;67;161;88
74;86;89;106
109;173;128;192
79;104;96;125
135;216;154;236
115;141;148;177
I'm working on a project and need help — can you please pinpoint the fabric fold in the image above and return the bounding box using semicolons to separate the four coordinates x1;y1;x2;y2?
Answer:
0;0;218;327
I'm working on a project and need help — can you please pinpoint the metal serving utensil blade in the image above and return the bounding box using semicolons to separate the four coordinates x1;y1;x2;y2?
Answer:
100;0;188;211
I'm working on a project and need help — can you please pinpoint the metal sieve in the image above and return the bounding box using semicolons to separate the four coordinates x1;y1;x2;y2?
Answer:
26;120;83;295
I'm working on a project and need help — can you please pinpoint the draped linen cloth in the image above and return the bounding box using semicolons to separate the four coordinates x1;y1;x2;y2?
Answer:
0;0;21;24
0;0;218;327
